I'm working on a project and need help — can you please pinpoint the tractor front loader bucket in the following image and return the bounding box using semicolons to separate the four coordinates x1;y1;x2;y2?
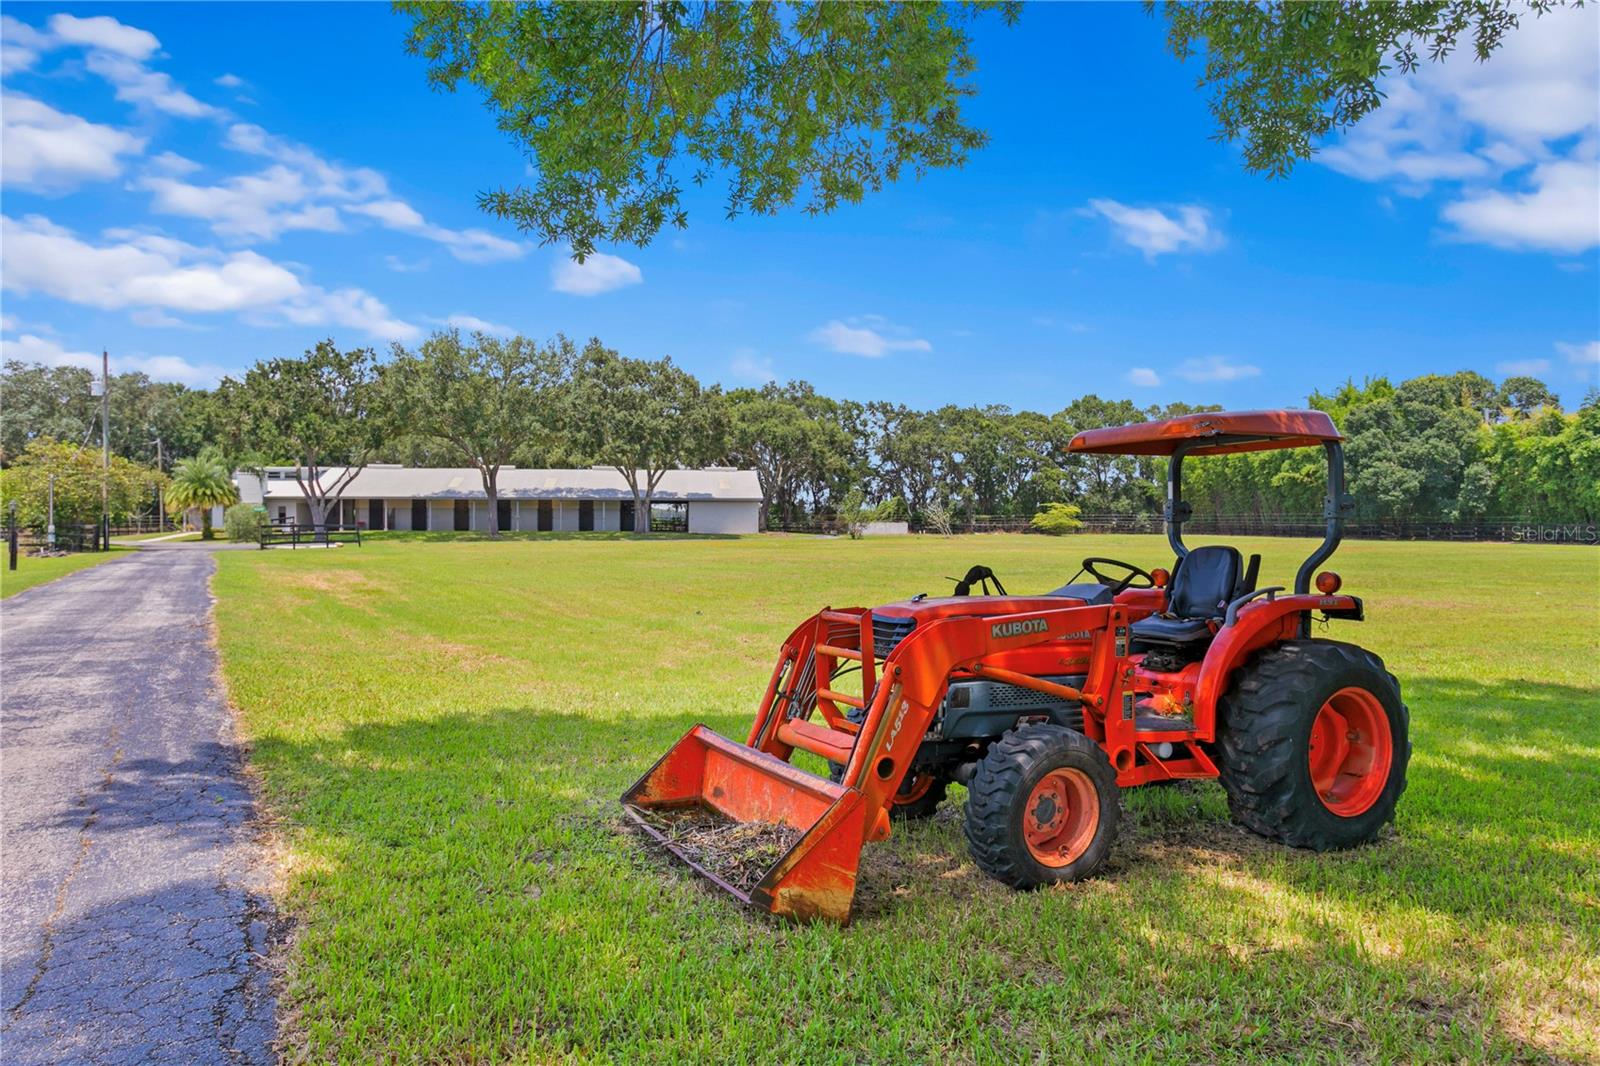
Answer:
621;725;868;923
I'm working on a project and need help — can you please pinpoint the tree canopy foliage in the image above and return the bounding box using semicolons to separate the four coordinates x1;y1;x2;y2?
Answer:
397;0;1572;251
561;344;727;532
0;438;166;530
1158;0;1575;178
3;349;1593;534
399;1;1013;256
382;330;570;536
219;341;383;529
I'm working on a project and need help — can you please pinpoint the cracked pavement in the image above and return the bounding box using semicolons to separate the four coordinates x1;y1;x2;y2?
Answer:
2;546;277;1064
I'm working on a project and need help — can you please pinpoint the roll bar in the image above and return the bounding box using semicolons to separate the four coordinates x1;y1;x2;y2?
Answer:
1166;438;1354;596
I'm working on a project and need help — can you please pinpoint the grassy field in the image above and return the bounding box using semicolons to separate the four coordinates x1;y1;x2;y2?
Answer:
213;533;1600;1064
0;546;131;598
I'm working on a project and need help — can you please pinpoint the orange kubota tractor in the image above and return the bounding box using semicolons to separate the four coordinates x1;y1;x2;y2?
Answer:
623;410;1410;923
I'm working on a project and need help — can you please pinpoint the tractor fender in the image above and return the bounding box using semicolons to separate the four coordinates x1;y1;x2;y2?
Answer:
1193;594;1362;731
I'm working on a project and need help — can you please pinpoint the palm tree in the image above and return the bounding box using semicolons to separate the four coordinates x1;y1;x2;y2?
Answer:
166;451;238;540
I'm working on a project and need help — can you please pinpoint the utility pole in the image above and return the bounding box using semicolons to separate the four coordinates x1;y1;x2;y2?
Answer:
100;350;111;549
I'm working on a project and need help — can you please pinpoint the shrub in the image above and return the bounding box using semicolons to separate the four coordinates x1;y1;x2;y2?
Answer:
1030;502;1083;535
224;504;267;543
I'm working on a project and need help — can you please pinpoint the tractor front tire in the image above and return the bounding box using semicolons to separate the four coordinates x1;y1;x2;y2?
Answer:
964;725;1120;889
1217;640;1410;851
828;761;948;821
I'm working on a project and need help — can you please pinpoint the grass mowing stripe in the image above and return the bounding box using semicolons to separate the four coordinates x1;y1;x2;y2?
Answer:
214;533;1600;1063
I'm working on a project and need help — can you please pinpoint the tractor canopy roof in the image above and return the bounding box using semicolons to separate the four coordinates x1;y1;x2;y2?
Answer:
1067;409;1342;457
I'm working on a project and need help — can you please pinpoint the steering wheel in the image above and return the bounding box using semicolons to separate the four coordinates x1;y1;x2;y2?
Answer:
1081;557;1155;596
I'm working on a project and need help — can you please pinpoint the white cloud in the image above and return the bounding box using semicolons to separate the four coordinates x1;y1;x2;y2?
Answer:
84;50;223;119
551;251;643;296
138;165;345;239
1556;339;1599;364
730;348;776;383
808;317;932;358
384;254;430;273
1173;356;1261;383
1321;6;1600;253
149;151;200;175
1125;367;1161;387
0;331;227;386
1442;160;1600;253
1495;358;1552;376
224;124;385;199
214;73;245;89
346;200;525;263
445;314;515;337
1;15;49;74
1085;200;1222;259
46;13;159;60
1;213;417;341
1;93;146;191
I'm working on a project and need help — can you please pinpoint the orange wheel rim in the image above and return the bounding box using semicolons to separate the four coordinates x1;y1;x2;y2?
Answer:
1308;687;1393;817
1022;768;1099;867
895;773;935;806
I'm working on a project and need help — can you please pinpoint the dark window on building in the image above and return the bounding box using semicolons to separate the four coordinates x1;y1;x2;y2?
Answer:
578;500;594;531
368;499;383;530
537;500;553;532
497;499;512;532
454;500;470;531
619;500;634;532
650;501;688;533
411;500;428;530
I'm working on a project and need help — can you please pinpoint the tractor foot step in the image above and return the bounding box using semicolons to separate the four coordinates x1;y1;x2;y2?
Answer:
776;718;857;764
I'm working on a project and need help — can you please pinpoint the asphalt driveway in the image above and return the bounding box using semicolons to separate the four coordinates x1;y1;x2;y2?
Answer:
1;545;277;1064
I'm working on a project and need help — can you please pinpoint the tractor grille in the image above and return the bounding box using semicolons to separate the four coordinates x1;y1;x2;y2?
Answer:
872;614;916;660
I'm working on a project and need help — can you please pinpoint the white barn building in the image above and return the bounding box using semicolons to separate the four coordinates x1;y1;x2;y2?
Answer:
234;465;764;534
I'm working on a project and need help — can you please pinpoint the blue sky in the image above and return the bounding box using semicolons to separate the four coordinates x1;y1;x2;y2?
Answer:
2;3;1597;410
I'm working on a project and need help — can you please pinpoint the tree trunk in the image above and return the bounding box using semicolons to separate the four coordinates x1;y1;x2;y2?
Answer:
201;508;214;540
637;488;651;533
483;465;500;538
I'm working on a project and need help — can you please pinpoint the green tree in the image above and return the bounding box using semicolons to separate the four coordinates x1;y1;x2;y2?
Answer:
224;503;267;544
0;438;165;532
223;341;382;532
383;330;570;537
402;2;1571;250
1159;1;1580;178
562;344;726;533
1030;501;1083;535
166;450;239;540
399;1;1016;256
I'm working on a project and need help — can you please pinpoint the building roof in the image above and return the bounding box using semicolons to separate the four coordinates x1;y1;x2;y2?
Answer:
1067;410;1343;457
237;466;763;503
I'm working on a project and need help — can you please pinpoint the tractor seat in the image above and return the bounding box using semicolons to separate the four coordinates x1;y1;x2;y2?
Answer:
1129;545;1246;646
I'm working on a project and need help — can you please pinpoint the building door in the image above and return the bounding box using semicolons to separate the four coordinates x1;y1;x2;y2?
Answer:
368;499;383;530
578;500;594;531
620;500;635;532
454;500;470;531
411;500;428;530
537;500;553;532
497;499;512;532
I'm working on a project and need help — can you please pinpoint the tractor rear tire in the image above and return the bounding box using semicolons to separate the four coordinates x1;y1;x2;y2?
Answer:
1217;640;1410;851
964;725;1120;889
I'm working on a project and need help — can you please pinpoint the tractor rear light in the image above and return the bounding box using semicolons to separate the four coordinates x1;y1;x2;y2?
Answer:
1150;568;1170;588
1315;571;1342;594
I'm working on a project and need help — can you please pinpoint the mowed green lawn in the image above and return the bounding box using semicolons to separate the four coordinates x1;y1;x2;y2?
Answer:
0;546;131;598
213;533;1600;1064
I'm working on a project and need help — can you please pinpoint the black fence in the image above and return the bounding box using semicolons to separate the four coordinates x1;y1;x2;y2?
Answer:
770;513;1598;545
260;523;364;549
13;523;106;552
